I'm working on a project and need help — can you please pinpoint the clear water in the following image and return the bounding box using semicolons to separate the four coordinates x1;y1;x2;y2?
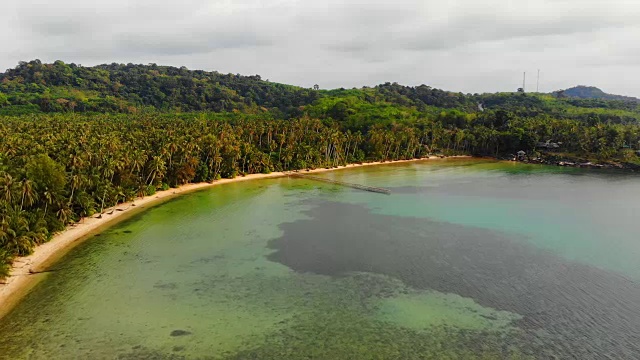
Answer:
1;159;640;359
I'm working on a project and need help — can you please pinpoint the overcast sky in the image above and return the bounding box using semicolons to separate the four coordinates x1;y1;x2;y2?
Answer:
1;0;639;96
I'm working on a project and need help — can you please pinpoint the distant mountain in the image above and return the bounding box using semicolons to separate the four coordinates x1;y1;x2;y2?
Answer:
556;86;639;102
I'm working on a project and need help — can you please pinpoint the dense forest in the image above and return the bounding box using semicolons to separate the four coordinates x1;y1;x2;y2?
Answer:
0;60;319;116
1;60;640;277
2;60;640;122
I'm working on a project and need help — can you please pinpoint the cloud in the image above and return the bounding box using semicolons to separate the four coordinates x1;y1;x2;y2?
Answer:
321;1;638;56
1;0;639;97
115;30;271;56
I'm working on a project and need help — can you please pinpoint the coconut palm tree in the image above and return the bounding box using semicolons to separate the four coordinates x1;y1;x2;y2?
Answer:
0;174;16;205
19;179;38;211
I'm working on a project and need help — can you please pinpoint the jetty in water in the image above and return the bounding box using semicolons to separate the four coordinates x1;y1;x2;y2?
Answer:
289;173;391;195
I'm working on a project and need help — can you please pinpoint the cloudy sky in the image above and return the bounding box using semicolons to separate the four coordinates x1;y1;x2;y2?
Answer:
1;0;639;96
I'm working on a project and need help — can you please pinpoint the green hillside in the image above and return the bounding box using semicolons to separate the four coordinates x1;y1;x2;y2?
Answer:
0;59;319;116
559;85;639;102
2;60;640;126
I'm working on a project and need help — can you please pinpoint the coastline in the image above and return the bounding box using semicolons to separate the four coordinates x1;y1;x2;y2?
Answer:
0;156;468;318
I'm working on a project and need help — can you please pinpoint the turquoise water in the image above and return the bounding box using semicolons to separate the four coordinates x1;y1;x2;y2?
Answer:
1;159;640;359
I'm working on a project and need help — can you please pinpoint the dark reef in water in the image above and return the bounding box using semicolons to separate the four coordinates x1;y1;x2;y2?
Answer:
170;330;192;337
267;200;640;359
117;345;190;360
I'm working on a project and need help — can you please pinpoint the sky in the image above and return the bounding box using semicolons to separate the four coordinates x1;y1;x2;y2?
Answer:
1;0;639;96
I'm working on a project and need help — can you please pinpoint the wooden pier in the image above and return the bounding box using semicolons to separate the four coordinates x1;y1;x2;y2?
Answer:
289;173;391;195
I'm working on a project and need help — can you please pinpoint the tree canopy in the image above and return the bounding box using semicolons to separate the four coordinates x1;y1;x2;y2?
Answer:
2;60;640;125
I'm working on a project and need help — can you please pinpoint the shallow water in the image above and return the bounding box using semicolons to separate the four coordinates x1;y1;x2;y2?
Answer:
1;159;640;359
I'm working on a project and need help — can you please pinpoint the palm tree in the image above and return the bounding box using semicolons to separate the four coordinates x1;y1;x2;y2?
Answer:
42;190;53;219
56;206;73;225
68;174;82;205
19;179;38;211
146;155;166;186
0;174;15;205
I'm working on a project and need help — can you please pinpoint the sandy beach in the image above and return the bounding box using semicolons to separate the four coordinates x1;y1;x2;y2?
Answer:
0;156;467;317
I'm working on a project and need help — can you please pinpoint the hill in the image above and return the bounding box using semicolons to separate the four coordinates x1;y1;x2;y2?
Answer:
0;59;319;116
558;86;639;102
1;60;640;126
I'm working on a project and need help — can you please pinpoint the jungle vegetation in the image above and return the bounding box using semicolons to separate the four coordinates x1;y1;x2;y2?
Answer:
1;60;640;277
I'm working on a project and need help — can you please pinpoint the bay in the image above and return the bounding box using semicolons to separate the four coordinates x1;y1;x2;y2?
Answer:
1;159;639;359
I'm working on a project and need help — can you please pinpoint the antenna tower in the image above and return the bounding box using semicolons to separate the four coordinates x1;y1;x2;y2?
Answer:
536;69;540;93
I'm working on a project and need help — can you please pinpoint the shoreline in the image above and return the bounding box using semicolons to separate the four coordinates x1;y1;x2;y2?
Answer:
0;156;469;318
